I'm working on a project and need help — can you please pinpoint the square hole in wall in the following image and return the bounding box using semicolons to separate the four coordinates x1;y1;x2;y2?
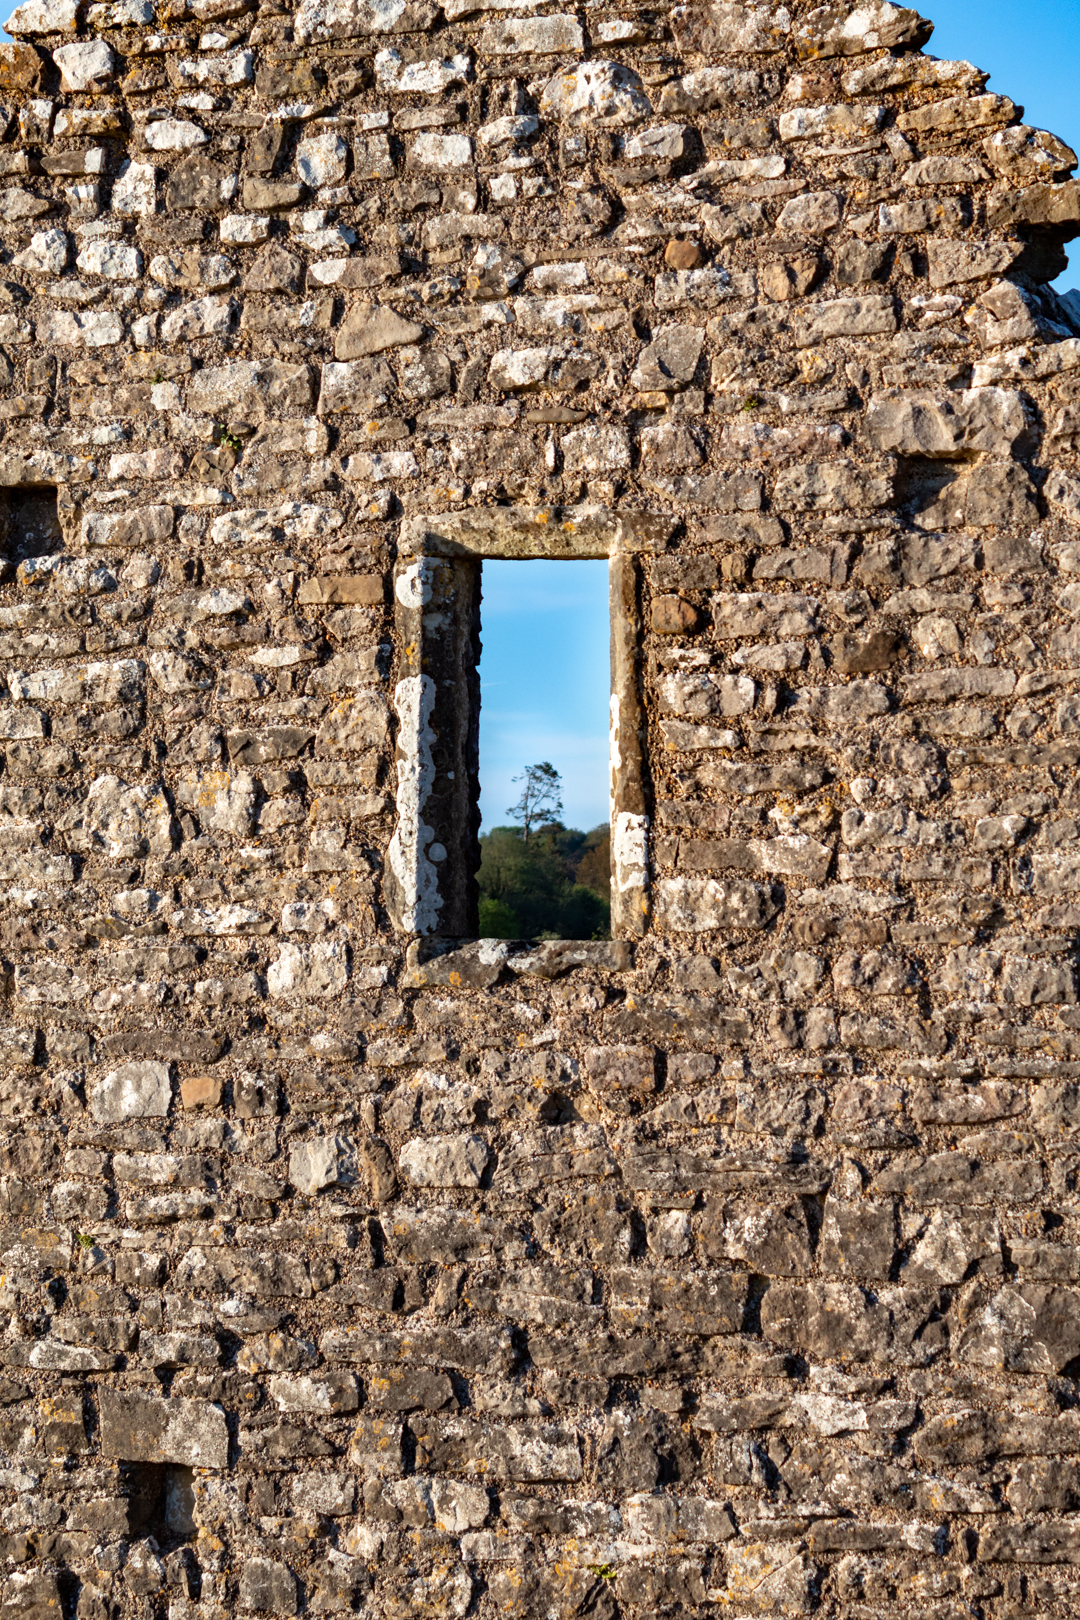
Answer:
2;485;61;567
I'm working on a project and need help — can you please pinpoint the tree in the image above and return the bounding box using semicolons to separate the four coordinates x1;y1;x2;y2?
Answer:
507;761;564;844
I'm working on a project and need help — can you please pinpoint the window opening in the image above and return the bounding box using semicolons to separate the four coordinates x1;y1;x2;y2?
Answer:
477;558;611;941
389;506;661;944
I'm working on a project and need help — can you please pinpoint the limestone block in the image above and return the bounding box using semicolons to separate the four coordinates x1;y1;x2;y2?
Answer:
143;118;209;151
399;1134;492;1187
793;0;931;57
4;0;77;31
267;941;349;999
296;130;348;187
53;38;114;91
91;1061;172;1124
238;1559;298;1616
482;14;583;53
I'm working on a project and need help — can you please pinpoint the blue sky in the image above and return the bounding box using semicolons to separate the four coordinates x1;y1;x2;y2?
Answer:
479;560;611;833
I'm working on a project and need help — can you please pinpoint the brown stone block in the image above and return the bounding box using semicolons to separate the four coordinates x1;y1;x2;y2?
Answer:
180;1074;223;1110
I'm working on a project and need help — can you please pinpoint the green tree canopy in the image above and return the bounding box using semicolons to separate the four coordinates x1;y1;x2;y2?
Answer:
477;822;610;940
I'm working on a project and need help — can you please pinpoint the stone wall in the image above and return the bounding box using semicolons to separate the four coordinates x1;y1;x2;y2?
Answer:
0;0;1079;1614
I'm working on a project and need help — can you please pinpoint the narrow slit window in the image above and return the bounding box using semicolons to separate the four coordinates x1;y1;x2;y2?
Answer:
389;508;655;945
476;559;611;942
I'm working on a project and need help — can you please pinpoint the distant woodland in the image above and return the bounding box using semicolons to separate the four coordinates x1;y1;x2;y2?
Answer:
476;824;611;941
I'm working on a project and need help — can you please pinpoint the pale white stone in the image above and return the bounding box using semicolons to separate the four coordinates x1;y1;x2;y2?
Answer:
540;59;651;125
17;556;115;596
89;0;152;21
282;900;338;933
176;769;257;838
288;1135;350;1195
112;159;156;217
38;309;123;346
481;12;582;51
291;224;355;253
296;130;349;188
613;808;649;896
9;659;143;707
77;238;142;280
143;119;208;152
478;113;538;146
175;48;253;86
209;508;274;546
108;448;185;479
267;940;349;1000
147;650;211;693
4;0;77;32
408;131;473;169
169;904;267;936
707;153;787;181
12;229;69;275
374;48;470;93
160;295;234;342
430;1480;490;1535
346;450;418;482
85;775;173;859
488;344;573;389
561;423;631;473
150;251;236;289
53;38;115;91
276;502;345;538
90;1061;171;1125
151;381;181;410
529;260;588;289
220;213;269;244
624;121;692;160
387;665;441;933
399;1134;491;1188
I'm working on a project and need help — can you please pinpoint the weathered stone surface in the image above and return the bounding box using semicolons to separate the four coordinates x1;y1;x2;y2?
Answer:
482;14;584;54
239;1558;298;1615
631;325;704;391
865;387;1025;458
267;941;349;1000
89;1061;171;1124
655;877;780;932
761;1281;947;1365
99;1391;228;1468
794;1;932;57
0;0;1068;1601
83;775;174;859
412;1415;582;1481
399;1135;491;1188
984;122;1077;180
335;303;424;359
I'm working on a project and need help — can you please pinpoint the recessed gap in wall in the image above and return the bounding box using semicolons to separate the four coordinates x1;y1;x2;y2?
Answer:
2;485;61;567
477;558;611;941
